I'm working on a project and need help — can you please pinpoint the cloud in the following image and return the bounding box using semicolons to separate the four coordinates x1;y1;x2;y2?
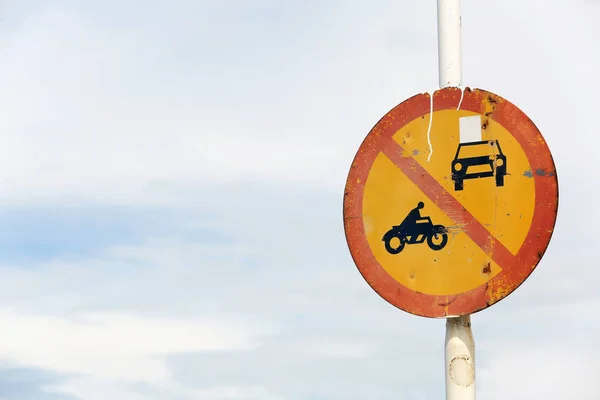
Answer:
0;367;74;400
0;0;438;205
0;291;281;399
0;0;599;399
0;308;274;382
0;185;441;399
479;339;600;400
0;204;229;262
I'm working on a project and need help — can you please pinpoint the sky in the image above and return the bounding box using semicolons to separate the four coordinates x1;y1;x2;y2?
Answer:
0;0;599;399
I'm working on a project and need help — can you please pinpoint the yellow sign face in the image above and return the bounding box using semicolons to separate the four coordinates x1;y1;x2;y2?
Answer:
343;88;558;318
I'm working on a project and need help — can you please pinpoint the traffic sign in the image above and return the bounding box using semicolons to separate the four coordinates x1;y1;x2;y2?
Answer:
343;87;558;318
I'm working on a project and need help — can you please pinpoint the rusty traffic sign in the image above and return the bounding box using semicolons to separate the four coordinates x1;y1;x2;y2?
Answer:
343;87;558;318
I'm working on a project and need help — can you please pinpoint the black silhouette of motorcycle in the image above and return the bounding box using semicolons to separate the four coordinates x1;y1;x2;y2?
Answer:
382;217;448;254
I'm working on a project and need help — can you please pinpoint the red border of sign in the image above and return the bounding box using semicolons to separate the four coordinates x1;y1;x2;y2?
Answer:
343;87;559;318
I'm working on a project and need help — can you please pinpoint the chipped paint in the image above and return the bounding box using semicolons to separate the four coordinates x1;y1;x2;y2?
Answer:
525;168;556;177
426;92;434;162
485;276;513;305
456;86;465;110
449;355;475;387
482;262;491;275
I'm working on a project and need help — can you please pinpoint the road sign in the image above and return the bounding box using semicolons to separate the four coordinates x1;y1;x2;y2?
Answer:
343;87;558;318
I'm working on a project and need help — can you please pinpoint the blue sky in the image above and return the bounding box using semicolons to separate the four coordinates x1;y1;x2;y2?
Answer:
0;0;599;399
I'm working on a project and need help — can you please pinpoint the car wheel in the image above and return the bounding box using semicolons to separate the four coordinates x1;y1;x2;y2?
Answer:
495;173;505;187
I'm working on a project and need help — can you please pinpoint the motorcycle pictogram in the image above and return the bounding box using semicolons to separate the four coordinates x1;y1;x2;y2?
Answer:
382;202;449;254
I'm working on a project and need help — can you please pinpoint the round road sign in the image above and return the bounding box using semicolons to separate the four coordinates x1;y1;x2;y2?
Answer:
343;87;558;318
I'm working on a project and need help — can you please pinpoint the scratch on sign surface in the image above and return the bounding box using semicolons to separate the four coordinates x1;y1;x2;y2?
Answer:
426;92;434;162
456;86;465;110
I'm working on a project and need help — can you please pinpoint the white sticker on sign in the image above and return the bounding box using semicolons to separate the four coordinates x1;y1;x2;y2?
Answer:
459;115;482;143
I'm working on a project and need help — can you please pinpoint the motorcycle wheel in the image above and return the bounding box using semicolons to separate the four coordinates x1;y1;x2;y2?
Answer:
383;231;405;254
427;231;448;251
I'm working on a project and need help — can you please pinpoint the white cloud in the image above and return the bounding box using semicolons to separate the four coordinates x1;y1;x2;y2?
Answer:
0;1;436;206
0;0;599;399
191;385;282;400
0;308;275;383
479;342;600;400
303;340;370;359
45;378;284;400
0;0;593;208
44;378;156;400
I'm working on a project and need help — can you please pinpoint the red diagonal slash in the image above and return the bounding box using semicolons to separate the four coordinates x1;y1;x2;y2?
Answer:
379;137;517;270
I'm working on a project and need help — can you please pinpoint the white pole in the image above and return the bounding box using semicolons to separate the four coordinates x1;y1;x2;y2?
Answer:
437;0;462;87
437;1;475;399
445;316;476;400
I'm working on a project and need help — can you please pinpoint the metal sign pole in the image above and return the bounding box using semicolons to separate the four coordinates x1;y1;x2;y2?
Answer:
437;0;462;88
437;1;476;399
445;315;476;399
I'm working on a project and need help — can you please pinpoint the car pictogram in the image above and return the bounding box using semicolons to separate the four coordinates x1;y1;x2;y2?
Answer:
451;140;507;191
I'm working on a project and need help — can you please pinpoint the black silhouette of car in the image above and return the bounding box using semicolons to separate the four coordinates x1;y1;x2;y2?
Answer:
451;140;506;191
